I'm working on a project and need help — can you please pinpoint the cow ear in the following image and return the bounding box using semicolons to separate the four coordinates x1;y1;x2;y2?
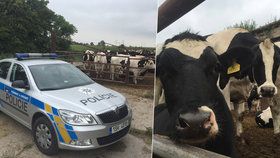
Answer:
157;48;185;75
219;73;230;89
219;47;256;77
198;46;219;72
248;68;255;82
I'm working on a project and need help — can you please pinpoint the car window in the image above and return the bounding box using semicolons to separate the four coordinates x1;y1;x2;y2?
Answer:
0;62;12;79
10;63;28;85
29;63;94;91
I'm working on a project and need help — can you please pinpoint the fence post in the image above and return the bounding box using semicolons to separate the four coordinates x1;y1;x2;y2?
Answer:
125;57;130;84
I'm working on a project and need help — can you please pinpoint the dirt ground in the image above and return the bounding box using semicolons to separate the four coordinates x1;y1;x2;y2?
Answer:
0;82;153;158
235;112;280;158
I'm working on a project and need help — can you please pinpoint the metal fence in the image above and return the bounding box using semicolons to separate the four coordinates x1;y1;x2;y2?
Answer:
57;51;154;87
153;135;230;158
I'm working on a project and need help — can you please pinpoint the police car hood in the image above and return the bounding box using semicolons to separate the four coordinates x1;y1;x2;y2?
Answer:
41;83;126;114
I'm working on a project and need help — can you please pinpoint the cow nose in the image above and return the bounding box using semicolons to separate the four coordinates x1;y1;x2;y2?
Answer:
260;86;275;97
178;111;211;132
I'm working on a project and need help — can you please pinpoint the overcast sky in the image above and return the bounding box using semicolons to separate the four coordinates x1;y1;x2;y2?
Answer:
157;0;280;44
48;0;157;47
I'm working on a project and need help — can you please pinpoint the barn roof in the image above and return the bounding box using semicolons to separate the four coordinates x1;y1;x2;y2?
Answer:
252;20;280;34
158;0;205;33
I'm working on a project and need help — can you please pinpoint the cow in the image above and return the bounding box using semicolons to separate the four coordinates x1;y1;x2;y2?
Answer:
83;50;95;70
94;52;107;78
206;28;280;137
110;56;128;81
256;107;273;128
83;50;95;61
105;50;117;64
154;31;236;157
275;41;280;48
129;57;155;84
128;51;140;56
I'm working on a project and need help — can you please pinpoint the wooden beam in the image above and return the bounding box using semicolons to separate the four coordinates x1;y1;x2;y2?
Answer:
158;0;205;33
153;134;230;158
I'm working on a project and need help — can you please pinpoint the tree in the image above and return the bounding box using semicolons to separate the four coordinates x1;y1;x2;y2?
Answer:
119;44;125;49
52;15;77;50
98;40;105;46
228;19;257;31
90;42;94;46
0;0;77;54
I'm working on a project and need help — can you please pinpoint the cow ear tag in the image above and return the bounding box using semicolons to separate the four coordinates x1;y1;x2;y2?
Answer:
227;61;240;74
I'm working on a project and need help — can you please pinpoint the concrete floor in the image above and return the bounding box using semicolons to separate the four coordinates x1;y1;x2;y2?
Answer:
0;112;151;158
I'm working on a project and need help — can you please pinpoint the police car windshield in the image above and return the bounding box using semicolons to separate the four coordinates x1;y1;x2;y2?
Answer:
29;63;94;91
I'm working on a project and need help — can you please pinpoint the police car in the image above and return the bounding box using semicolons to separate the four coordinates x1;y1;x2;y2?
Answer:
0;53;132;155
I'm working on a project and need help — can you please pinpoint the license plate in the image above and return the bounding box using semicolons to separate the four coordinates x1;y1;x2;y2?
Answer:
110;120;129;134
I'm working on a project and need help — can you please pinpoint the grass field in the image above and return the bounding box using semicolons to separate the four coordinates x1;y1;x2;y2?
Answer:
69;44;155;53
0;44;154;60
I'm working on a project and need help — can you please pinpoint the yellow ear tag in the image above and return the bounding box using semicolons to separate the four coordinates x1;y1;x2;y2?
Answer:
227;61;240;74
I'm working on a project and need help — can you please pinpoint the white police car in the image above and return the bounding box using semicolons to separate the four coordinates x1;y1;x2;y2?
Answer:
0;53;132;155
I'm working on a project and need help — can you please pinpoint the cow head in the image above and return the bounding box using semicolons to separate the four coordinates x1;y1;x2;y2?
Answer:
218;39;280;98
218;46;256;88
138;59;155;69
118;59;127;74
250;39;280;97
157;46;221;143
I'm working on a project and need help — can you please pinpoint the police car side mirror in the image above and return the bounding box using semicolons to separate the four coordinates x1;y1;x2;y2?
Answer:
12;80;29;90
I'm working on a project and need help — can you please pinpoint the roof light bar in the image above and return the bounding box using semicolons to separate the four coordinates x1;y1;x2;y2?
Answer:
15;53;58;60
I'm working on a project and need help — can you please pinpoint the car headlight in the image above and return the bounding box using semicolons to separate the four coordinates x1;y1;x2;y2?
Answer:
58;109;97;125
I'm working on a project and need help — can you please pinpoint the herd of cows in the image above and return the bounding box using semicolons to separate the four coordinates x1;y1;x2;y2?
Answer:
154;28;280;157
82;49;155;84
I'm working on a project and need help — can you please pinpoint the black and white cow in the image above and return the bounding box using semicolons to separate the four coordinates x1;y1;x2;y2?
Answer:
129;57;155;84
105;50;117;64
83;50;95;70
255;107;273;128
83;50;95;61
275;42;280;48
154;32;236;157
94;52;107;78
206;28;280;136
110;56;128;81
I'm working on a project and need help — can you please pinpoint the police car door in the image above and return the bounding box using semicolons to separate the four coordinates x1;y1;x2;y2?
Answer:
0;61;13;111
4;63;31;127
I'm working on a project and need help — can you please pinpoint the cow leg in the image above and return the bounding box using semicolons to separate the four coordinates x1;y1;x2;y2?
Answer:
271;102;280;134
100;66;104;78
159;89;165;104
271;105;280;134
110;66;114;80
155;78;162;106
96;68;98;78
234;102;245;137
254;100;261;111
134;76;137;84
83;62;86;70
222;82;233;110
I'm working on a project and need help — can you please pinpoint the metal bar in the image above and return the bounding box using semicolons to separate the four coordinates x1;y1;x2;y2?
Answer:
158;0;205;32
125;57;130;84
153;135;230;158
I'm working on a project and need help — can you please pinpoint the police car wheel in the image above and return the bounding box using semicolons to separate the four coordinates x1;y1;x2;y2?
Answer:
32;116;59;155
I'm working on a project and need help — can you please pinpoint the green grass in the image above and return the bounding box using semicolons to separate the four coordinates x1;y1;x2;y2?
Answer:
69;44;155;53
69;44;90;52
69;44;120;52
